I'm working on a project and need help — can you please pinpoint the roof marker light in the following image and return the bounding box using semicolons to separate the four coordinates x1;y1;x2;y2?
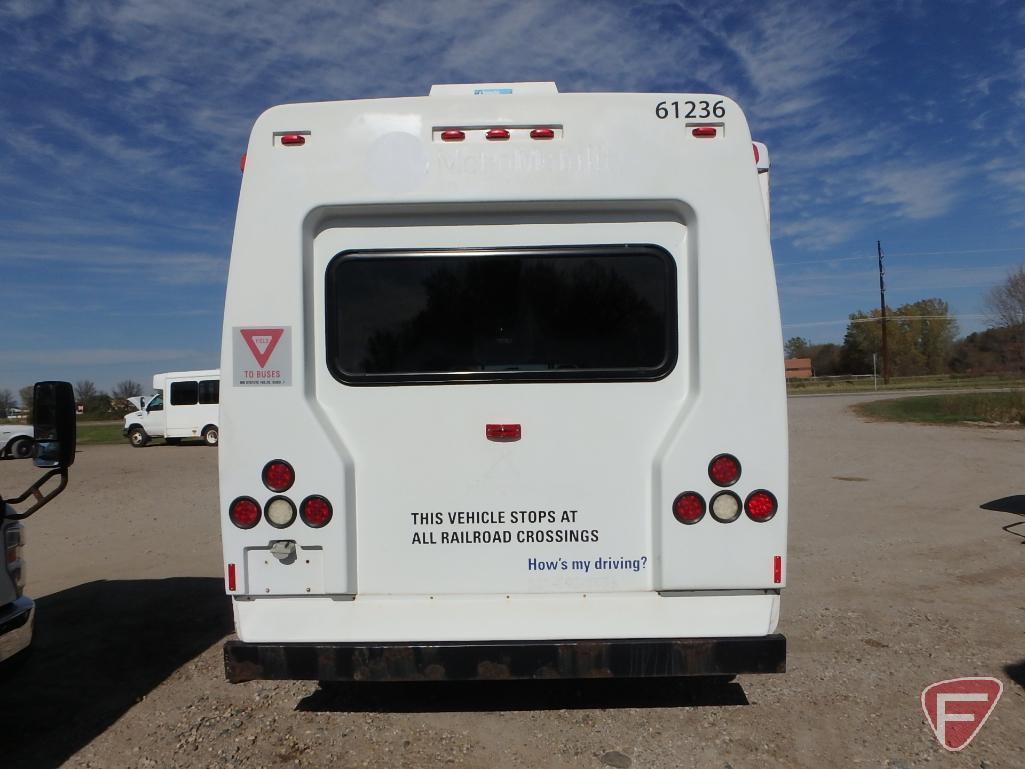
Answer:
440;130;465;142
280;134;306;146
692;126;717;138
240;153;247;173
486;128;510;140
753;143;760;162
530;127;555;140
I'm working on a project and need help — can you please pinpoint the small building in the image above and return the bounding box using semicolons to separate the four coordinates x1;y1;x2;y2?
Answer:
784;357;813;379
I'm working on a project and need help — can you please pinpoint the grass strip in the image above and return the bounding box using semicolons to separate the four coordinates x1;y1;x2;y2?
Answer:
853;390;1025;425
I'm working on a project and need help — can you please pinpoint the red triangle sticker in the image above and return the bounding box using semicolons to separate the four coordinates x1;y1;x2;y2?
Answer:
921;677;1002;751
240;328;284;369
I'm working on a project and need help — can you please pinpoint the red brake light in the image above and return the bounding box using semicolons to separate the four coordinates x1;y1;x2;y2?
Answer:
745;490;778;522
672;492;705;524
301;495;333;528
280;134;306;146
692;126;717;138
262;460;295;492
440;130;465;142
229;497;261;529
486;128;510;141
708;454;741;487
530;127;555;140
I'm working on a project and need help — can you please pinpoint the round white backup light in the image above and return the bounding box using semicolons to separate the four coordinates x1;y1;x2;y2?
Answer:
265;496;296;528
710;491;741;523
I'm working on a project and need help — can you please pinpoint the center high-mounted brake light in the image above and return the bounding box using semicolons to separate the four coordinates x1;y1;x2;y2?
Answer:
692;126;717;138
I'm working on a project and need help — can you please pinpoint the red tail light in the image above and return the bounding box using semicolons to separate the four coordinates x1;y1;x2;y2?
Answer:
672;492;705;524
262;460;295;492
301;495;333;528
229;497;261;529
745;490;778;522
708;454;741;487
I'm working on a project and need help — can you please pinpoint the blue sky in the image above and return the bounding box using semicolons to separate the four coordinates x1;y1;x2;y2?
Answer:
2;0;1024;396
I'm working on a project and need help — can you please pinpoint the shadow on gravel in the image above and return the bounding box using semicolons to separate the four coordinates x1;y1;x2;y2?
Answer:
1005;661;1025;690
980;496;1025;542
298;676;748;713
0;577;230;769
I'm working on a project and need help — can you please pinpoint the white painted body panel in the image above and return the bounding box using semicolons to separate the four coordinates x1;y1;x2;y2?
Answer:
220;85;787;643
123;369;219;439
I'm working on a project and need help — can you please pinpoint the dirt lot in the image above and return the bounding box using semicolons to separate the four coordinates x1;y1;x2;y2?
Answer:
2;395;1024;769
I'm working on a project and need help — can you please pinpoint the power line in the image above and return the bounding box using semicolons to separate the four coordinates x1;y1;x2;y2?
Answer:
775;245;1025;268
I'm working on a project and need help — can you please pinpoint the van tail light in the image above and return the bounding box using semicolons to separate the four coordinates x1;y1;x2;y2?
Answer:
709;491;742;523
708;454;741;487
672;492;705;524
262;460;295;492
301;495;333;528
745;490;778;522
229;497;261;529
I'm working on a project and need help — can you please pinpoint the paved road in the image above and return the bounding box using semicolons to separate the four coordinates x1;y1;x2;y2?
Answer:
2;396;1023;768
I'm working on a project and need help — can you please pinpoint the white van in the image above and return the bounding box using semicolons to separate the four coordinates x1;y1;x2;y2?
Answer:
220;83;787;683
123;370;220;447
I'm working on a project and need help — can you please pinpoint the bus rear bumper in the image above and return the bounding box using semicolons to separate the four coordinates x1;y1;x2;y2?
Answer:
224;634;785;683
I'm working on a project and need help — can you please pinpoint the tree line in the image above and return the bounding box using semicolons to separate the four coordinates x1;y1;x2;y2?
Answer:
786;266;1025;377
0;379;143;420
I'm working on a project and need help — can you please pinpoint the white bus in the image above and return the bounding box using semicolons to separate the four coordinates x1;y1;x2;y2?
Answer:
220;83;787;683
123;370;220;447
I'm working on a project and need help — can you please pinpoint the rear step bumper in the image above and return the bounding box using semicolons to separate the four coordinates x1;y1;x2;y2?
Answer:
224;634;785;683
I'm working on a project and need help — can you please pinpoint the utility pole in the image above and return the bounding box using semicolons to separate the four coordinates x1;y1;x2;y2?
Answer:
877;240;890;384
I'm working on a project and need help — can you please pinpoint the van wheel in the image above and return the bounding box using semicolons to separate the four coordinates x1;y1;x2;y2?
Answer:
128;426;150;447
9;437;33;459
165;437;182;445
202;426;219;446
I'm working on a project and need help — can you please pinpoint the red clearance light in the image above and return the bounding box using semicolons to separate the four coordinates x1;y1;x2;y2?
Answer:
530;127;555;140
280;134;306;146
753;143;760;162
440;129;465;142
692;126;717;138
262;460;295;493
486;423;521;441
227;563;237;591
486;128;510;141
240;153;247;173
745;490;778;522
672;491;706;525
229;497;261;529
708;454;741;487
301;495;333;528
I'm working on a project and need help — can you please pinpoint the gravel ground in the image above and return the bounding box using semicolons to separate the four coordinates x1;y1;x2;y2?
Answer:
1;395;1023;769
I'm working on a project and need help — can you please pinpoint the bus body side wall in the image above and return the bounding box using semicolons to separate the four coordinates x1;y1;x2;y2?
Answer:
219;91;786;648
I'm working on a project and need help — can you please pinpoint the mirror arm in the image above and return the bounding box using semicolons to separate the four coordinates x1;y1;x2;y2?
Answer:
2;468;69;520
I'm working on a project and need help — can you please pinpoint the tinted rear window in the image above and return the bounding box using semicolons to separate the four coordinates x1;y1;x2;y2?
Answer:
325;246;676;384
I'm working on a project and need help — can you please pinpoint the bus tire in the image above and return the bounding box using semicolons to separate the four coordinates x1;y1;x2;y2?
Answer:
202;426;219;446
128;426;150;447
9;437;33;459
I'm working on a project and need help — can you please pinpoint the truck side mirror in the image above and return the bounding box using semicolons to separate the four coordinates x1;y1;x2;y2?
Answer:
33;381;76;469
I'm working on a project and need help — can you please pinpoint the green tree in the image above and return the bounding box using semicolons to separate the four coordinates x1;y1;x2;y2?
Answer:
840;299;957;376
784;336;811;359
18;385;34;422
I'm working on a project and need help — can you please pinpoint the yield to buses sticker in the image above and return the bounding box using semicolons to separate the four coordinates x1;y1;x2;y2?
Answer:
233;326;291;386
